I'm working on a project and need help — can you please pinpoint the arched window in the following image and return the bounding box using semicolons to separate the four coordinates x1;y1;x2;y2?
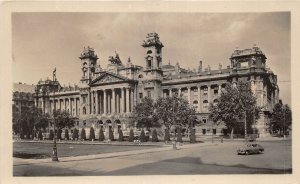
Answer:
203;100;209;110
82;107;86;115
147;50;152;54
213;99;219;105
193;100;198;110
138;74;143;79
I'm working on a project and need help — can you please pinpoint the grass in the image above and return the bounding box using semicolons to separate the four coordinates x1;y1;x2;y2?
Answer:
13;142;162;159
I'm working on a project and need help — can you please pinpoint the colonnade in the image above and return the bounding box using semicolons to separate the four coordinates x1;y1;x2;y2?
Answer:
89;87;134;115
49;97;80;116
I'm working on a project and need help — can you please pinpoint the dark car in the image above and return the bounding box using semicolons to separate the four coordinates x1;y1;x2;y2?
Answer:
237;143;264;155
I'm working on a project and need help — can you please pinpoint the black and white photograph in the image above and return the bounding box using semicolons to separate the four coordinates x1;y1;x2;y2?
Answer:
1;1;299;183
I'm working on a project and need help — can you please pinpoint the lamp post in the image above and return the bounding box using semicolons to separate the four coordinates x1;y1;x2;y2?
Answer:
52;68;59;162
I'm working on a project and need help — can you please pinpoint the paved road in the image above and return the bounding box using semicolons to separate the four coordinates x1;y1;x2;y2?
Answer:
13;140;292;176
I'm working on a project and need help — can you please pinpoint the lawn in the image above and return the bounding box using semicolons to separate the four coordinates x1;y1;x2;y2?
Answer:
13;142;162;159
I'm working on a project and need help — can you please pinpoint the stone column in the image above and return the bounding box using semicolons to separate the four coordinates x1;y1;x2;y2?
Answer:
116;92;119;113
218;85;221;95
41;99;44;113
69;98;71;114
71;98;73;116
103;90;107;115
112;89;115;114
95;90;99;115
208;85;211;103
126;88;130;113
170;89;172;97
121;88;124;113
131;89;134;112
178;88;181;97
198;86;201;112
75;98;78;116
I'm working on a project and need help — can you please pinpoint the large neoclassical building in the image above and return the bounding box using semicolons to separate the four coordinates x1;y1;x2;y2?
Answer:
34;33;279;137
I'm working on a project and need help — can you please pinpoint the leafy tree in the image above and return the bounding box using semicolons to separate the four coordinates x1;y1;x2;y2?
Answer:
155;96;196;140
176;127;183;143
49;129;54;140
65;129;69;140
140;129;146;142
53;110;75;130
38;130;43;140
109;128;114;141
118;129;123;142
209;81;260;138
164;129;170;141
190;128;196;143
99;127;105;141
57;129;62;140
81;128;86;140
133;97;159;129
89;127;95;141
271;101;292;135
128;129;134;142
152;129;159;142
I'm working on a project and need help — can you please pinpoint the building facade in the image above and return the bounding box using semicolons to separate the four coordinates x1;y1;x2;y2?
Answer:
33;33;279;138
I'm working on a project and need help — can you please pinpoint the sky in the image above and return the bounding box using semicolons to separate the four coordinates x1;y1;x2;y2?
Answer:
12;12;291;105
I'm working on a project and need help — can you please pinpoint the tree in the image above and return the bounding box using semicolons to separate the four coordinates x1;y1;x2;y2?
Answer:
155;96;196;140
128;129;134;142
133;97;160;129
89;127;95;141
72;128;79;140
209;81;260;138
271;101;292;136
152;129;159;142
164;129;170;142
80;128;86;140
190;128;196;143
53;110;75;130
140;129;146;142
176;127;183;143
118;129;123;142
99;127;105;141
57;129;62;140
109;128;114;141
65;129;69;140
49;129;54;140
38;130;43;140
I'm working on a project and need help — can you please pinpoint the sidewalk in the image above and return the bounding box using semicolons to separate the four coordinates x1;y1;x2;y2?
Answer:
14;141;216;166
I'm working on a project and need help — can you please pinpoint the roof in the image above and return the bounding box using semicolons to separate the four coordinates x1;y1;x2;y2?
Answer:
13;83;35;93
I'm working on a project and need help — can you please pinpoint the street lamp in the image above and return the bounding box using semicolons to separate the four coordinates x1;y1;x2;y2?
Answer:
52;68;59;162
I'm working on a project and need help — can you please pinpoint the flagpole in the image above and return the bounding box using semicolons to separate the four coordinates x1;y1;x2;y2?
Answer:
52;68;59;161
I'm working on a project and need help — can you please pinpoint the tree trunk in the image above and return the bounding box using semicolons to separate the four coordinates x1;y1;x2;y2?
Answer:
230;128;234;139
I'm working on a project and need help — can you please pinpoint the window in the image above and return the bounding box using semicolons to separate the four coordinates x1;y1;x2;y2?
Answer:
83;96;86;103
139;93;143;99
202;129;206;135
202;116;207;124
147;91;151;98
83;107;86;115
213;99;219;105
193;100;198;109
203;87;208;95
213;129;217;135
214;87;218;95
203;100;209;110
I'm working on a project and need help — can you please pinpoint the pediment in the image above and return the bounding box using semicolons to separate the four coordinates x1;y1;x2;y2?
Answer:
90;72;128;85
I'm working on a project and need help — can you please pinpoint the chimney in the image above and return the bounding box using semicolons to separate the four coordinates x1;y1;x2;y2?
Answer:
198;60;202;73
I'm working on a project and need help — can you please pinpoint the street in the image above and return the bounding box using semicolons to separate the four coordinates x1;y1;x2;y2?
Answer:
13;139;292;176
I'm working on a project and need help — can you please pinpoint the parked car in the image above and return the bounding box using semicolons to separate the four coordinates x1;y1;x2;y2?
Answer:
237;143;264;155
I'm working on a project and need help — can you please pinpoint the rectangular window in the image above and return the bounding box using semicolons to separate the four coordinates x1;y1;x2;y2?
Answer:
139;93;143;99
202;129;206;135
147;91;151;98
213;129;217;135
203;87;208;95
214;89;218;95
83;96;86;103
202;116;207;124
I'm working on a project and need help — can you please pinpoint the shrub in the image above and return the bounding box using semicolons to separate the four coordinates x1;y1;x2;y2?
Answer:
190;128;196;143
49;129;54;140
89;127;95;141
72;128;79;140
118;129;123;142
164;129;170;142
65;129;69;140
57;129;62;140
109;128;114;141
20;132;24;139
81;128;86;140
152;129;159;142
176;128;183;143
38;130;43;140
99;127;105;141
128;129;134;142
140;129;146;142
26;131;31;139
31;130;36;140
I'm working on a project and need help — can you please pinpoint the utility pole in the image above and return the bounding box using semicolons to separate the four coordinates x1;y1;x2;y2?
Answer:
52;68;59;162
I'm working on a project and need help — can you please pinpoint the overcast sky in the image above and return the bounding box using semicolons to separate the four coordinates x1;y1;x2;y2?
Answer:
12;12;291;105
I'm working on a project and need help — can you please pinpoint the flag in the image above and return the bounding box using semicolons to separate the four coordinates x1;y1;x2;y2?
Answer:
53;68;56;81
